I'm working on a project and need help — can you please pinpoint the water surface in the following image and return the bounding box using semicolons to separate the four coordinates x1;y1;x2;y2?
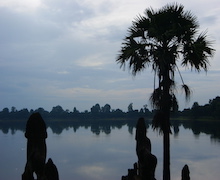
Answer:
0;124;220;180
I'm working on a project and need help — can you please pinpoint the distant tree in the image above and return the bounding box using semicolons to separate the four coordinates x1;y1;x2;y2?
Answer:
143;104;151;116
209;96;220;118
112;108;124;117
0;108;9;119
191;102;200;118
140;108;144;114
73;107;79;113
102;104;111;113
17;108;29;119
84;110;89;113
2;108;9;114
192;102;199;109
128;103;133;112
35;107;47;114
34;107;49;118
51;105;64;113
50;105;65;117
143;104;148;113
11;106;17;113
91;104;101;113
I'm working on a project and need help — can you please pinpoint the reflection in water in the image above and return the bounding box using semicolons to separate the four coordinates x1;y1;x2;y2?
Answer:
1;119;220;141
0;122;220;180
45;126;137;180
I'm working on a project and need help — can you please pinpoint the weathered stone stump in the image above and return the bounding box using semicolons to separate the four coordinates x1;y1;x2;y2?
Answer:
121;163;138;180
45;158;59;180
182;164;190;180
121;118;157;180
135;118;157;180
22;113;59;180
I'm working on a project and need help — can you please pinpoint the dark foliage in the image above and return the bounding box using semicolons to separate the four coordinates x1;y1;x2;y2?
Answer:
0;96;220;121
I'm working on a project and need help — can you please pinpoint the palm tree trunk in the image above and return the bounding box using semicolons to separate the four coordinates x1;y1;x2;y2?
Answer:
162;104;170;180
162;65;171;180
163;130;170;180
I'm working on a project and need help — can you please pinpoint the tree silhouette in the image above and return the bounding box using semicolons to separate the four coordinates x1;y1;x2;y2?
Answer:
50;105;65;118
102;104;111;113
128;103;133;112
116;3;214;180
91;103;101;113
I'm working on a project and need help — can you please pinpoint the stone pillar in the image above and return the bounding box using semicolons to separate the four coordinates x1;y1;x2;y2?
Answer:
182;164;190;180
22;113;47;180
45;158;59;180
135;118;157;180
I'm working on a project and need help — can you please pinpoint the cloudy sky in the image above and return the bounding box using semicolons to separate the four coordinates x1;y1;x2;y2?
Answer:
0;0;219;112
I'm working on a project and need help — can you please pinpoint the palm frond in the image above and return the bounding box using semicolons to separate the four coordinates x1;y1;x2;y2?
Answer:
181;84;192;102
182;32;215;72
149;88;162;109
116;37;150;76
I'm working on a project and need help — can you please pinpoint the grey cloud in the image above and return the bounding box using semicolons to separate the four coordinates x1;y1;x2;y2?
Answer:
201;15;218;25
40;0;95;24
0;8;63;44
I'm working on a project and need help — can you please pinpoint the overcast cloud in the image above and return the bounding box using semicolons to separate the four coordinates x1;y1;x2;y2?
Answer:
0;0;219;112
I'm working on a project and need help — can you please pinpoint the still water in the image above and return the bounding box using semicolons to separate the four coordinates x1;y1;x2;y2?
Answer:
0;123;220;180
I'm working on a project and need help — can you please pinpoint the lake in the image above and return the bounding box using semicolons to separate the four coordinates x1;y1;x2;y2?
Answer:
0;120;220;180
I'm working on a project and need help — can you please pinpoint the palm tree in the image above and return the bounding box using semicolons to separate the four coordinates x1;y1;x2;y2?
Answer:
116;3;214;180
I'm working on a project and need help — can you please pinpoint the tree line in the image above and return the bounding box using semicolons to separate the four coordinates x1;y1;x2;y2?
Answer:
0;103;152;120
0;96;220;121
179;96;220;119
